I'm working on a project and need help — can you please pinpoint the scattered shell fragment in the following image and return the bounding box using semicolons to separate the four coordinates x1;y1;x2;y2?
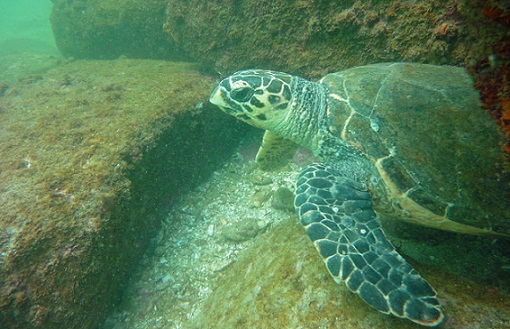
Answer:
250;174;273;185
251;189;272;207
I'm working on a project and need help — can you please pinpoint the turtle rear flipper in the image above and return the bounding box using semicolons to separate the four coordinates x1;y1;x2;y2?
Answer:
295;163;444;327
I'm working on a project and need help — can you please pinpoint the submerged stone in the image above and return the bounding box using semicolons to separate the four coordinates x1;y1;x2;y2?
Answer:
0;58;241;329
221;218;269;243
192;218;510;328
271;187;295;211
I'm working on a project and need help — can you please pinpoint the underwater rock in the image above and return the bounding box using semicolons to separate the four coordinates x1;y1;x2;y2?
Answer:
162;0;507;78
49;0;506;79
249;174;273;186
271;187;295;212
251;189;272;208
0;58;242;329
50;0;186;60
193;218;510;328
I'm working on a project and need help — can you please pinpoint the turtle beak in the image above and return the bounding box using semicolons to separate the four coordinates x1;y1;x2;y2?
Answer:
209;85;247;119
209;86;228;108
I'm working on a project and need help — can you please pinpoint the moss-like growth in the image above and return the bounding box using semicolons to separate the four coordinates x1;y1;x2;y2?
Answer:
163;0;505;78
0;58;244;328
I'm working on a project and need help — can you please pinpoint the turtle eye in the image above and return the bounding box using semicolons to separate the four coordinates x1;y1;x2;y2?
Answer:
231;87;254;103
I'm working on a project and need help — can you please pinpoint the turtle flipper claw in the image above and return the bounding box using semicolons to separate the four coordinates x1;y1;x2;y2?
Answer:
295;163;444;327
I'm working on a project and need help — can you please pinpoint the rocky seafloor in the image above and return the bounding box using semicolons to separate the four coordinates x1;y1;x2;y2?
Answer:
0;55;243;328
103;139;510;329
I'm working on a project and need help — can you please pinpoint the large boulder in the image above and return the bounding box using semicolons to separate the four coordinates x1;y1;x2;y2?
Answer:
163;0;507;77
50;0;506;76
0;58;242;328
50;0;185;60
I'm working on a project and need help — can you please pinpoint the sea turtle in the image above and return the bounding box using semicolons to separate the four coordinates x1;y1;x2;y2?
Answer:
209;63;510;327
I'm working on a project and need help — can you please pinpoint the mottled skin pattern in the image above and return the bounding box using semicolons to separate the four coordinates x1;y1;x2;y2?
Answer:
209;63;509;326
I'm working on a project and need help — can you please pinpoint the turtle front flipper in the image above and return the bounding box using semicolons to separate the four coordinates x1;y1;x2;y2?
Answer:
295;163;444;327
256;130;299;171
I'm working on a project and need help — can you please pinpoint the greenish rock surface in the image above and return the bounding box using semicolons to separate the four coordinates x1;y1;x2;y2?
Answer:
0;58;242;329
50;0;184;60
192;217;510;328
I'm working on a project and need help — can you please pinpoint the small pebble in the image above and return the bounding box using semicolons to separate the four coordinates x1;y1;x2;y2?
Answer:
207;224;215;236
161;274;173;284
250;175;273;185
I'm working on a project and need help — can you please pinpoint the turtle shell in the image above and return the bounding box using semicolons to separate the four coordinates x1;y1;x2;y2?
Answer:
321;63;510;236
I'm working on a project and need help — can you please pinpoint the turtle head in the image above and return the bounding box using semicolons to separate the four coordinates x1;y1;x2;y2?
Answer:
209;70;294;131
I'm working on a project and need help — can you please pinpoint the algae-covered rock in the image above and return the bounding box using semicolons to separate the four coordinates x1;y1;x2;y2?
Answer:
192;218;510;328
271;187;295;212
50;0;185;60
0;58;242;329
50;0;506;78
163;0;507;78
